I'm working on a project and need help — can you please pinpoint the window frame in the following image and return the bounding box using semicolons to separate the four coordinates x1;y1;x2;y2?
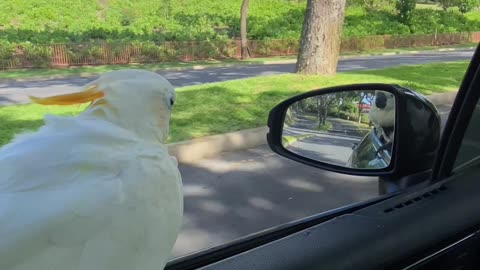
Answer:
431;43;480;182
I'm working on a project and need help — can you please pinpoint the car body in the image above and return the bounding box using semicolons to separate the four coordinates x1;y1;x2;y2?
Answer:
347;126;392;169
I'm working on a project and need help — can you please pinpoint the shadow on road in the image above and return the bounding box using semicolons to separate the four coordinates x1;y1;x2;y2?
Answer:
287;135;357;166
172;145;378;258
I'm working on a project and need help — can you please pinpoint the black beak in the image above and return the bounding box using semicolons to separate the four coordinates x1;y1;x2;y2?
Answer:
375;92;387;109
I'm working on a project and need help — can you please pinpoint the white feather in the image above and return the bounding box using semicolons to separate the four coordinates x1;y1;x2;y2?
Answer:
0;70;183;270
368;91;395;128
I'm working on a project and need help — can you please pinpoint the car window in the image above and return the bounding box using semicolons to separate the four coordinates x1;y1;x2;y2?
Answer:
453;100;480;170
1;0;478;267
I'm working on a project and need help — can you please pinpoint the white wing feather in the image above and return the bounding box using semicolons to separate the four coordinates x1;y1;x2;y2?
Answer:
0;115;183;270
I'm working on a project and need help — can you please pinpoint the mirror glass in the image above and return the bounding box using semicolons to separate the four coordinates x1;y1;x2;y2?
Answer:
282;90;395;169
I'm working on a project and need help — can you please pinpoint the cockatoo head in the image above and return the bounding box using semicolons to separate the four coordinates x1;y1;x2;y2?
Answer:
30;69;175;143
368;90;395;128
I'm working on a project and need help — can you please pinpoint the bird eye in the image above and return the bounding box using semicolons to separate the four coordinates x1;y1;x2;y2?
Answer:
170;98;174;107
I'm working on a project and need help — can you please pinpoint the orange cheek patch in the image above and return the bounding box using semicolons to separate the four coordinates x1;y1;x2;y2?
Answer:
29;85;105;106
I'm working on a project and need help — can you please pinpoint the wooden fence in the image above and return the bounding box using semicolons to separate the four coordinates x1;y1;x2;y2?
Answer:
0;32;477;69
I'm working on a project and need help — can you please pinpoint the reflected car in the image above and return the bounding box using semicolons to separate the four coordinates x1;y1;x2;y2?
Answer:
346;127;392;169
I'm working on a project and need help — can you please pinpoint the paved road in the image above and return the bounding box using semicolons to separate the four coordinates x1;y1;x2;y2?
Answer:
288;132;358;166
172;144;378;257
286;118;366;167
0;49;474;106
172;104;452;257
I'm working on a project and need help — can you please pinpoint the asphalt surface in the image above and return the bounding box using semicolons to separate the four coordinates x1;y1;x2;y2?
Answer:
172;144;378;257
0;49;474;106
288;132;358;166
286;117;365;167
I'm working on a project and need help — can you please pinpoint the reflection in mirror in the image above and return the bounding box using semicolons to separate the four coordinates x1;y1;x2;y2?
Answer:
282;90;395;169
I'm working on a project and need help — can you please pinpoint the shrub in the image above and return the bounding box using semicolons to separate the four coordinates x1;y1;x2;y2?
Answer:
458;0;480;13
396;0;417;24
1;0;480;47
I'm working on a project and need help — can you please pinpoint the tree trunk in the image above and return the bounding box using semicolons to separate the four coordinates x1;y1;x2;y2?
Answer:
296;0;347;75
240;0;250;59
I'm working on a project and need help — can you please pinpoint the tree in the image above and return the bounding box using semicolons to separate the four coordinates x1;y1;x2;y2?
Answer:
434;0;479;12
396;0;416;24
240;0;250;59
457;0;480;13
315;94;337;128
436;0;458;10
295;0;347;75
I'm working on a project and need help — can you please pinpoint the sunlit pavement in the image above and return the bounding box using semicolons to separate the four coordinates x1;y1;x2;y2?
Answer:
173;144;378;257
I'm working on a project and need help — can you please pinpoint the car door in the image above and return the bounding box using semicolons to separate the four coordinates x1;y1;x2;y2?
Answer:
165;45;480;270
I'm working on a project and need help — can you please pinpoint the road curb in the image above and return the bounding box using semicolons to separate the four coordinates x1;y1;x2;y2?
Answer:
167;91;457;163
0;46;475;84
167;126;268;163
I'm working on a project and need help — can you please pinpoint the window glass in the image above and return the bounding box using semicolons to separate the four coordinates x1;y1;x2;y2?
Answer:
454;101;480;170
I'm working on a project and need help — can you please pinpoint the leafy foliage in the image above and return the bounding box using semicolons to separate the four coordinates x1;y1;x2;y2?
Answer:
433;0;480;12
396;0;417;24
0;0;480;51
457;0;480;13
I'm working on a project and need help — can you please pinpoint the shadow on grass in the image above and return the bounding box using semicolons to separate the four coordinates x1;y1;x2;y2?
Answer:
0;114;44;146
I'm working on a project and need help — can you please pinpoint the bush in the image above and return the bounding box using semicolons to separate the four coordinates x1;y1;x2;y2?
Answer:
339;102;359;113
343;8;411;37
458;0;480;13
409;9;477;33
396;0;417;24
1;0;480;46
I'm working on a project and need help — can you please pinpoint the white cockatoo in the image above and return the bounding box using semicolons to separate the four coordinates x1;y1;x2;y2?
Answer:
0;69;183;270
369;90;395;143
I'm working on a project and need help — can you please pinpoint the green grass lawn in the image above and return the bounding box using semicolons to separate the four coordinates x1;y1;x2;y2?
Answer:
0;61;468;147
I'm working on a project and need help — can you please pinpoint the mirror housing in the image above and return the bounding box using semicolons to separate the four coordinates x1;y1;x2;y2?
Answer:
267;84;441;178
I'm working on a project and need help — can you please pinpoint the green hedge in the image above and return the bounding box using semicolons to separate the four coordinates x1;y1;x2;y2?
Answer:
2;1;480;45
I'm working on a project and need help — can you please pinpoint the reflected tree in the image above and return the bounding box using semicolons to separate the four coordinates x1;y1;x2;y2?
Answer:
316;94;336;128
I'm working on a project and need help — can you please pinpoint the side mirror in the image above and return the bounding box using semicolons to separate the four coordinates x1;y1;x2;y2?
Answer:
267;84;441;178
